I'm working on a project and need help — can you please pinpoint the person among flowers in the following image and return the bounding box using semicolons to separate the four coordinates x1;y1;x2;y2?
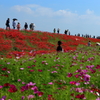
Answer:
56;41;63;52
88;41;91;46
17;22;21;30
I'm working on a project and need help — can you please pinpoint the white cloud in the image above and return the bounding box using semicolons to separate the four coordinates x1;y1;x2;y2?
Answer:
86;9;94;14
12;4;78;17
12;5;33;14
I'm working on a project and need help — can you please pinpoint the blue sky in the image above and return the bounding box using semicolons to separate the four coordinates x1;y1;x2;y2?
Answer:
0;0;100;37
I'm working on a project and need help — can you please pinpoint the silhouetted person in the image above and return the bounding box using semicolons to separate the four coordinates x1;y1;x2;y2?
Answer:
64;30;68;35
24;22;28;30
56;41;62;52
5;18;10;30
57;28;60;34
53;28;56;33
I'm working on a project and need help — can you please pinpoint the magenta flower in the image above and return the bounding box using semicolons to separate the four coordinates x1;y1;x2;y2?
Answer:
21;96;25;100
69;81;76;85
27;66;31;68
29;70;34;72
31;86;38;94
48;82;53;85
67;73;73;77
96;97;100;100
83;74;91;82
0;85;3;89
38;69;43;72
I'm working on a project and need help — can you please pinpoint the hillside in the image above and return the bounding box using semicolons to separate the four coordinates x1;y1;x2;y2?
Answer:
0;28;100;58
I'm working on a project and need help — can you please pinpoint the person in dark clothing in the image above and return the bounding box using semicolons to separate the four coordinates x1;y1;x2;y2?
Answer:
24;22;28;30
64;30;68;35
57;28;60;34
56;41;62;52
5;18;10;30
53;28;56;33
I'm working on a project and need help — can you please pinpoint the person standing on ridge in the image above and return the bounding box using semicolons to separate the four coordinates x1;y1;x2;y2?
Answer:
30;23;35;30
53;28;56;33
5;18;10;30
12;19;16;29
24;22;28;30
57;28;60;34
17;22;21;30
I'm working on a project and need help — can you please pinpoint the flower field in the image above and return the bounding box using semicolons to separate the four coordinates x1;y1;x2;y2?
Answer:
0;28;100;100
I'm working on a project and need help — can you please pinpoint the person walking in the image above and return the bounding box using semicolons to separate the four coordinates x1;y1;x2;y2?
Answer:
12;19;16;29
5;18;10;30
24;22;28;30
17;22;21;30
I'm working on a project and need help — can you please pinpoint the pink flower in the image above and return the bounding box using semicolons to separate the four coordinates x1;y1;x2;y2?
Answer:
51;71;57;73
27;95;35;99
7;62;10;64
96;97;100;100
18;79;21;82
22;82;25;84
48;82;53;85
75;82;80;86
27;82;36;86
7;71;10;73
20;68;24;70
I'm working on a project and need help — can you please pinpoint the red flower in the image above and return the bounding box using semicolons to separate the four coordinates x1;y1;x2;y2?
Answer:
75;94;85;99
38;92;44;97
29;70;34;72
2;67;7;71
38;69;43;72
4;83;10;87
8;87;18;93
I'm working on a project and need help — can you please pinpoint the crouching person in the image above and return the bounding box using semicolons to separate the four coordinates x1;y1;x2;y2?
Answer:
56;41;63;53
